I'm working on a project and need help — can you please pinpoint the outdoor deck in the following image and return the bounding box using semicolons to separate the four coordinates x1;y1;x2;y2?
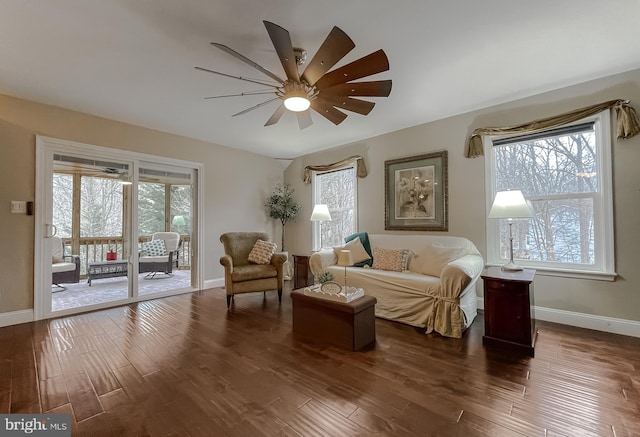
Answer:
52;269;192;312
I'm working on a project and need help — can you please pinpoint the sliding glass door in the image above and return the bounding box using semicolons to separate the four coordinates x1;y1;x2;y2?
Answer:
35;136;201;320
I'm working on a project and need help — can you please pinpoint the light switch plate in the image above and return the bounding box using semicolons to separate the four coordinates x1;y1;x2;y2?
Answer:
11;200;27;214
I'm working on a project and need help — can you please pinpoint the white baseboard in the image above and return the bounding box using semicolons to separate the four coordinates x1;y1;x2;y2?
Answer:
0;309;34;328
203;278;224;290
477;297;640;338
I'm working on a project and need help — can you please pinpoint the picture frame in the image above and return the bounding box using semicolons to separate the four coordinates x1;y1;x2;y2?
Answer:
384;151;448;231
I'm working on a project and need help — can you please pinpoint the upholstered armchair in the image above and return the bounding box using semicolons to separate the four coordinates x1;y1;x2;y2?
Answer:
139;232;181;278
52;236;80;291
219;232;286;309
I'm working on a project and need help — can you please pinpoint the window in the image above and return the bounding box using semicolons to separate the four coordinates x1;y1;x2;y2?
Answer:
312;166;357;249
485;111;615;280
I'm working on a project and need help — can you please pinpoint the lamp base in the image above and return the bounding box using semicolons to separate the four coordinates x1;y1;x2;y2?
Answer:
501;261;524;272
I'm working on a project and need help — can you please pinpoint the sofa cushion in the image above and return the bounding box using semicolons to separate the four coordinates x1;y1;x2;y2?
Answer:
334;237;371;265
143;239;167;257
248;239;277;265
372;247;410;272
414;244;463;277
232;264;278;282
345;232;373;267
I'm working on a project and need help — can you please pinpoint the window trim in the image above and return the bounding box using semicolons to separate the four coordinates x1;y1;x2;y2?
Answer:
484;110;616;281
311;165;358;251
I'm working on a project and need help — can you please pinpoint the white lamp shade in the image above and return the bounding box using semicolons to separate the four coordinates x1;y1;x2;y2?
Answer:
310;204;332;221
337;250;354;267
488;190;533;219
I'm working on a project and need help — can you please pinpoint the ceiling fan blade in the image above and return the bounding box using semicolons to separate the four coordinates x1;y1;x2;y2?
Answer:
263;21;300;81
265;103;287;126
195;67;279;88
232;97;279;117
315;96;375;116
314;49;390;90
210;43;285;84
301;26;355;86
296;110;313;130
310;99;348;125
204;91;276;99
320;80;392;98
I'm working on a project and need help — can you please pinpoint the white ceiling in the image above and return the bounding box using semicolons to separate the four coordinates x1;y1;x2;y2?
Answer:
2;1;640;158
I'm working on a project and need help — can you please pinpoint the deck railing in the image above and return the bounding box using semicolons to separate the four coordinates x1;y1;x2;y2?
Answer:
61;235;191;277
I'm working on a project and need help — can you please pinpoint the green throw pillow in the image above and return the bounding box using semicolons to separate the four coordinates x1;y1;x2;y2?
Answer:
345;232;373;267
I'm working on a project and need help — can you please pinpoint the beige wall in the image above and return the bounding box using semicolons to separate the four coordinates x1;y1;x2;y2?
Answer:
285;69;640;323
0;94;283;314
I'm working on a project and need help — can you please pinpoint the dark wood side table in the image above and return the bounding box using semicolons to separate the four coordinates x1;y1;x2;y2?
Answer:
482;267;536;357
293;254;314;289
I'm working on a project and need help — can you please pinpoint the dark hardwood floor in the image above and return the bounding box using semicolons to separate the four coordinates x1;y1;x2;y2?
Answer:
1;286;639;436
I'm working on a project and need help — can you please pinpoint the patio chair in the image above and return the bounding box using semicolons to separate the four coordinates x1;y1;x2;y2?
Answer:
139;232;181;279
52;236;80;291
219;232;286;309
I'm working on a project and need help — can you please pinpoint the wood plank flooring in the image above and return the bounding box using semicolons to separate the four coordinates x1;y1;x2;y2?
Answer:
1;286;639;436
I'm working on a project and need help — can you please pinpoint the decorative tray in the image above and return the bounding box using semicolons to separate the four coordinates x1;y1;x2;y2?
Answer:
303;283;365;303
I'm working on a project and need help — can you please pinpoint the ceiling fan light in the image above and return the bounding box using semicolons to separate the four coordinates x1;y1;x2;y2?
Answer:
284;96;310;112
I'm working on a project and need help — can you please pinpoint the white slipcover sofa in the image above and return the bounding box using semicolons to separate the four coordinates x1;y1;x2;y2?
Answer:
309;233;484;338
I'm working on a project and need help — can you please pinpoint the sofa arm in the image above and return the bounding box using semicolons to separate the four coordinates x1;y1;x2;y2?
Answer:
440;254;484;297
309;250;337;276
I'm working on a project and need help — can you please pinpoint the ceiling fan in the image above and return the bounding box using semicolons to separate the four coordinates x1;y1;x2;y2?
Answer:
196;20;392;129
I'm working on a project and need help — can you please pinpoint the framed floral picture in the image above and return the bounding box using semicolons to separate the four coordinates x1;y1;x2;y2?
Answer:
384;151;448;231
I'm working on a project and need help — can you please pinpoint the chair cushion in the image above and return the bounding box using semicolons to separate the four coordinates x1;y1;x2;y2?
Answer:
231;264;278;282
143;239;167;257
139;255;170;263
247;239;277;265
52;236;65;264
52;262;77;273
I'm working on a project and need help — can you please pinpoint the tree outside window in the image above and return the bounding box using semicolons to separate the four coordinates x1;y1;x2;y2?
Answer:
486;114;615;278
313;167;357;249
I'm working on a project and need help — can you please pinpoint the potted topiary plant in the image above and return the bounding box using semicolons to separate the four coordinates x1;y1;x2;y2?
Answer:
264;183;301;251
265;184;301;281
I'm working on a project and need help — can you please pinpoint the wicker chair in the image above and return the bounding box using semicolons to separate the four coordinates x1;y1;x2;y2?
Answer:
51;236;80;291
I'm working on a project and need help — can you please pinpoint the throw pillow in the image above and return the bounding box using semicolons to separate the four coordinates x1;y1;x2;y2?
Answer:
333;237;371;265
372;247;410;272
248;239;277;265
345;232;373;267
143;239;167;257
419;244;463;277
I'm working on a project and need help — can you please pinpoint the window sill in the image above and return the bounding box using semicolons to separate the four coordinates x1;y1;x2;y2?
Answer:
485;263;617;282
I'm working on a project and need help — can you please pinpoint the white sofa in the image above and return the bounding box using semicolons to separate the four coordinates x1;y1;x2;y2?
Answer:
309;234;484;338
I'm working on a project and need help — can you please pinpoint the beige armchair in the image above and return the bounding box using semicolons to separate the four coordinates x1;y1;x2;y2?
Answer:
220;232;286;309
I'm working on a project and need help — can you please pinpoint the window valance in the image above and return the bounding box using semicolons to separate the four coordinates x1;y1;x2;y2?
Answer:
303;155;368;183
465;99;640;158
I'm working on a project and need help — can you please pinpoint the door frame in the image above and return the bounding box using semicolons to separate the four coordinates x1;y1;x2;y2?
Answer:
34;135;204;320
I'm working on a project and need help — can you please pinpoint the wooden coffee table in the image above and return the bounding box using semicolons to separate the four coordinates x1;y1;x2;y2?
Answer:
291;290;377;351
87;260;128;285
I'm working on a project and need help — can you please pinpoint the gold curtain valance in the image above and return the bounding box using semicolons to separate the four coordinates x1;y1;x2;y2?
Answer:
303;155;368;183
465;99;640;158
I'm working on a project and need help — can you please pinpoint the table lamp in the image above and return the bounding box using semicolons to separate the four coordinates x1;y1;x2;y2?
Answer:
488;190;533;271
337;249;353;291
310;204;332;249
